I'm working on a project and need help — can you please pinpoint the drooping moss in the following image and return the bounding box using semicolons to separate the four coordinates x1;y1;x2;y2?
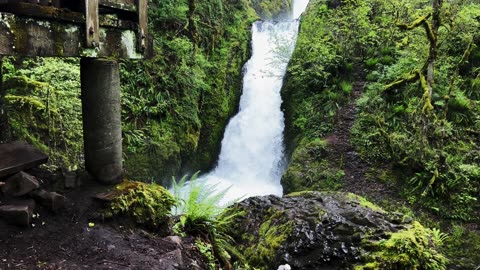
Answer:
3;58;83;169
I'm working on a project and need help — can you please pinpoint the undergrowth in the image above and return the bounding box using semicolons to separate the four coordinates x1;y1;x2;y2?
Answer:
171;173;246;269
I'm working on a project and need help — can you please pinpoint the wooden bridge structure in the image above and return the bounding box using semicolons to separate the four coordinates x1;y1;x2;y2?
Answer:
0;0;149;184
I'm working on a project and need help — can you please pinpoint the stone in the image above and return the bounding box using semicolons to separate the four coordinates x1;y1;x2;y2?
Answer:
165;235;183;247
224;191;443;270
0;203;35;227
62;169;77;189
30;189;65;212
1;172;40;197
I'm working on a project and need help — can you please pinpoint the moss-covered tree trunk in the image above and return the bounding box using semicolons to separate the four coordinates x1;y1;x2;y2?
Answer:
426;0;442;99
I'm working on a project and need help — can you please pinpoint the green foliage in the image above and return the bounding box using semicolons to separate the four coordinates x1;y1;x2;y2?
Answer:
250;0;292;19
443;224;480;269
2;58;83;169
356;221;448;270
171;172;229;234
120;0;258;182
244;210;294;268
171;173;244;269
195;239;217;270
282;137;345;193
107;181;177;228
348;0;480;220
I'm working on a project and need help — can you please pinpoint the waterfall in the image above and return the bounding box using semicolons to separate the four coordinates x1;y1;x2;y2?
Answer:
174;1;309;204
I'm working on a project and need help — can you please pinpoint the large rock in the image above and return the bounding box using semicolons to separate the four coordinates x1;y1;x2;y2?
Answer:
0;199;35;226
224;191;446;270
30;189;65;212
1;171;40;197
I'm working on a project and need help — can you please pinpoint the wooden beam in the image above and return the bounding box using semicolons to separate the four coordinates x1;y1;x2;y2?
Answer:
85;0;99;48
100;0;136;12
137;0;147;52
0;12;147;58
0;141;48;178
0;3;84;23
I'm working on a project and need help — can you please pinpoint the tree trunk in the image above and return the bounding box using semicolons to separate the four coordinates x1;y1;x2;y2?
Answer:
426;0;443;99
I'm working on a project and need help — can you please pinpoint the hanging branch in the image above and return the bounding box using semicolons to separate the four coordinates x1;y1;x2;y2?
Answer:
396;13;431;30
383;0;443;116
382;71;420;94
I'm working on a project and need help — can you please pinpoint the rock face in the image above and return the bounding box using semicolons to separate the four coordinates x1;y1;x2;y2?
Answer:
224;191;445;270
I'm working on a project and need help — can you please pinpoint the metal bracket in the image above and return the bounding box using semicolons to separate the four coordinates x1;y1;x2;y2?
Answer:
85;0;99;48
137;0;147;52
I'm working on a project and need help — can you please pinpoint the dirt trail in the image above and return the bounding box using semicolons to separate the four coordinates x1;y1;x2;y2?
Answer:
326;64;396;201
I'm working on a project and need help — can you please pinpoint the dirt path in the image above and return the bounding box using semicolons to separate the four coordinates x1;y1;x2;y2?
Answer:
326;64;397;202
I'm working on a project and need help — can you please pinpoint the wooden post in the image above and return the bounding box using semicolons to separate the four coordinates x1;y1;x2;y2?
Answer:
85;0;100;48
138;0;147;52
80;58;122;184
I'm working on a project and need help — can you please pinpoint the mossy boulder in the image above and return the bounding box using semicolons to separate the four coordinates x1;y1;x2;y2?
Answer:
224;191;447;270
101;181;176;233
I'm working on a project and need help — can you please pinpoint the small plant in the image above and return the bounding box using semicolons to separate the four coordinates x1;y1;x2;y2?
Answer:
171;172;229;234
340;81;353;94
195;239;216;270
171;173;244;269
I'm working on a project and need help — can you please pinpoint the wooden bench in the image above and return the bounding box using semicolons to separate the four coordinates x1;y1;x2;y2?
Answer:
0;141;48;178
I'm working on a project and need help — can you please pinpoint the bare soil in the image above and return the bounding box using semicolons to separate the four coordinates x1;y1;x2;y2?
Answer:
0;170;206;270
325;64;400;204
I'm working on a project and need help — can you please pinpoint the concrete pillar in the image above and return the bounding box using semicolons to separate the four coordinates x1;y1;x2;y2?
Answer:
80;58;122;184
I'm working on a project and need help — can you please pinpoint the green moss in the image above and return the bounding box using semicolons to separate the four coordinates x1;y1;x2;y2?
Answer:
281;138;344;193
285;190;318;198
356;221;447;270
106;181;176;228
250;0;292;19
346;193;384;212
444;224;480;268
244;210;294;269
3;59;83;169
122;0;257;183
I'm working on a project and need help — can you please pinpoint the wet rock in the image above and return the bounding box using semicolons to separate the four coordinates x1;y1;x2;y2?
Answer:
224;191;421;269
0;199;35;226
1;171;40;197
30;189;65;212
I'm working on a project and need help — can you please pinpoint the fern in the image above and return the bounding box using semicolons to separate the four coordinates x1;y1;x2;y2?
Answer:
171;172;244;269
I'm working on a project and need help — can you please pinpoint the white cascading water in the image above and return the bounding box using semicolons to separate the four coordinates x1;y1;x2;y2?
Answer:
175;1;309;204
